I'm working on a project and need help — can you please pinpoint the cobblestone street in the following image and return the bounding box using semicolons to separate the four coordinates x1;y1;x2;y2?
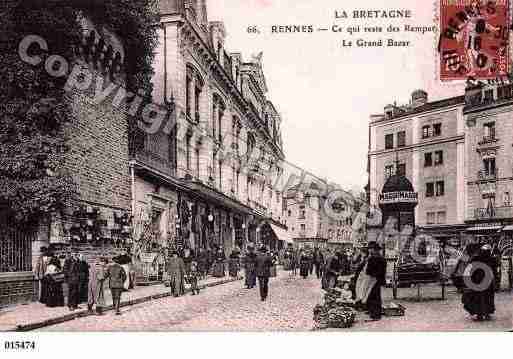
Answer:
38;270;512;332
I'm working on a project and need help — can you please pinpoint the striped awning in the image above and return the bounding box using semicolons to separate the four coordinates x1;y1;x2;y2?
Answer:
503;225;513;232
269;223;294;244
466;225;502;232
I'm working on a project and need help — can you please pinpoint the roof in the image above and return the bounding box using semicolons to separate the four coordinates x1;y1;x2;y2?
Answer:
373;95;465;123
382;175;414;193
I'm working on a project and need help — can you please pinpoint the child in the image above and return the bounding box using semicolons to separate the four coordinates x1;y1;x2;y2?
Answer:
189;260;200;295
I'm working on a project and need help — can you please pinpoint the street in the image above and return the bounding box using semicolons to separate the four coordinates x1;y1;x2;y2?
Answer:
38;270;512;332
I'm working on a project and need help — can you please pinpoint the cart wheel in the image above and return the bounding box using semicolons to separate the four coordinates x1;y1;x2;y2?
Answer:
392;264;398;299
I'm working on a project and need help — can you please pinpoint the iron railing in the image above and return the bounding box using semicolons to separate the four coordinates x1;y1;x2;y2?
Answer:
474;206;513;220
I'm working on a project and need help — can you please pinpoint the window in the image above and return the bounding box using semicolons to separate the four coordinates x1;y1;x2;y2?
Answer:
483;158;496;177
434;150;444;166
424;152;433;167
299;210;306;219
218;160;223;189
194;85;201;122
185;134;192;170
287;210;291;217
436;181;445;196
426;182;434;197
437;211;446;224
300;224;306;231
422;125;430;139
186;75;192;117
484;122;496;140
385;134;394;149
397;163;406;176
385;165;394;179
504;192;511;206
427;212;435;224
236;171;240;194
433;123;442;136
397;131;406;147
484;89;494;102
195;148;200;178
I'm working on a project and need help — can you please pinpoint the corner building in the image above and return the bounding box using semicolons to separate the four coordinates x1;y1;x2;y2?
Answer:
368;90;467;245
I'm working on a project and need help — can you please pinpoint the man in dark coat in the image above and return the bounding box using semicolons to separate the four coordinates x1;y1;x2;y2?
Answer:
106;258;127;315
64;251;81;311
365;242;387;320
244;245;258;289
313;248;324;279
78;254;90;303
255;246;273;301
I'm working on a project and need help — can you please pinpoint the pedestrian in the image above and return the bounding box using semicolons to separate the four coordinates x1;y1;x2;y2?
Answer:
213;248;226;277
228;249;240;278
255;246;273;301
78;254;89;304
88;257;107;315
106;257;127;315
44;255;65;308
167;249;186;297
462;244;497;321
313;247;324;279
299;250;310;279
64;251;81;311
188;259;200;295
115;250;132;291
364;242;387;321
243;244;257;289
34;246;49;304
183;248;193;275
198;248;208;279
350;247;368;300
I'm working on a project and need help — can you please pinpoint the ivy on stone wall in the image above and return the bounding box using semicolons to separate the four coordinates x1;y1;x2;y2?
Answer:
0;0;159;224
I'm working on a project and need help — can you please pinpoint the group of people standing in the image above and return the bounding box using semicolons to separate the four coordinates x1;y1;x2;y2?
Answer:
35;248;131;315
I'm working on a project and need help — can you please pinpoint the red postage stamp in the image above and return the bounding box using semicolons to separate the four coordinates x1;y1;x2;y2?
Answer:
439;0;510;81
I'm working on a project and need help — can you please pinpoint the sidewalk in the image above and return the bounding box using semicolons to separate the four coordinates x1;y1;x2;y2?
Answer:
0;275;242;332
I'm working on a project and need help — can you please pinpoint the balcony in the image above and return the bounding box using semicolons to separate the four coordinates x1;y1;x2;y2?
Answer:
474;206;513;220
464;83;513;111
478;136;498;146
477;169;498;182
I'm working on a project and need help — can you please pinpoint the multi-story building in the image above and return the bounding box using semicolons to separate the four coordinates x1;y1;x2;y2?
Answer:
368;84;513;251
130;0;288;255
463;81;513;245
284;178;354;251
368;89;468;243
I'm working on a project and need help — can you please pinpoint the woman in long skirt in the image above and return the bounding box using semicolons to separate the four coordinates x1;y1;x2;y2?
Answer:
44;257;64;308
228;250;240;278
299;252;310;279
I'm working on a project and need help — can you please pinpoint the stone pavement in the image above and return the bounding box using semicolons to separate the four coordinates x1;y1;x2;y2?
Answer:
39;270;323;331
0;275;241;332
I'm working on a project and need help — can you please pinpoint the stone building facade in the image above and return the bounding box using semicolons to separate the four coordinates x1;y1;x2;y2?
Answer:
368;90;467;244
463;80;513;246
130;0;288;256
284;179;354;251
368;84;513;253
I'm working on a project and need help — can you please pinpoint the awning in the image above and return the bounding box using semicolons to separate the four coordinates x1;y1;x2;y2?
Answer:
466;226;502;232
269;223;293;244
503;225;513;232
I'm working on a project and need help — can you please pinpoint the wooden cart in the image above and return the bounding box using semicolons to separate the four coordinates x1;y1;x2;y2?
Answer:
391;251;446;300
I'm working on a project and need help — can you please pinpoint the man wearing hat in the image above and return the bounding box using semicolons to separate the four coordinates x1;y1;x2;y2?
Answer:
365;241;387;320
255;246;273;301
106;257;127;315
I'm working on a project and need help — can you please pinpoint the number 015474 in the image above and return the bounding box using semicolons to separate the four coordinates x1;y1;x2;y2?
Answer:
4;341;36;350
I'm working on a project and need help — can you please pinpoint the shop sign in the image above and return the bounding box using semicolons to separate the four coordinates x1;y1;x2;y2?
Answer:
140;253;157;263
379;191;418;204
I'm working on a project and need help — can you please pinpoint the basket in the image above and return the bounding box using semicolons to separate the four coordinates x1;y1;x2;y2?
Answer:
382;302;405;317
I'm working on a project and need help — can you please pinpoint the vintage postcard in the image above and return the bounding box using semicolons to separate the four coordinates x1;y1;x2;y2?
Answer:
1;0;512;351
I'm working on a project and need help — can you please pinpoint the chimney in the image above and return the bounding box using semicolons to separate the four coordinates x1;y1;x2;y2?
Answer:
411;89;428;108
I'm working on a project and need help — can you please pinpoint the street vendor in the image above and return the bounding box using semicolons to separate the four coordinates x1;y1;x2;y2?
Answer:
364;242;387;321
